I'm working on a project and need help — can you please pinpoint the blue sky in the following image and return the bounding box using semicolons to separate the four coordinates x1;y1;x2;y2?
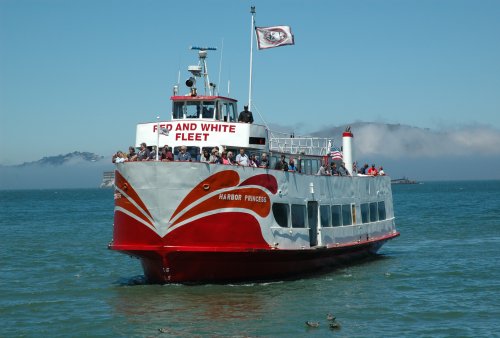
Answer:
1;0;499;165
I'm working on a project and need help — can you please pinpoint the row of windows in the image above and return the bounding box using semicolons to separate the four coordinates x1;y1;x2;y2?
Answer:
172;101;237;122
168;147;323;173
272;201;387;228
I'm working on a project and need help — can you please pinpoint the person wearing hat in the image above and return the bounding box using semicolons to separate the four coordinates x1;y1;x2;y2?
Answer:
238;105;254;123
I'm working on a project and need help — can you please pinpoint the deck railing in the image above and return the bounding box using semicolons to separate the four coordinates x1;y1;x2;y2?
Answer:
269;132;332;156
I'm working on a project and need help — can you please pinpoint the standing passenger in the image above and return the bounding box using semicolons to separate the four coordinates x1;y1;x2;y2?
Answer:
259;153;269;168
236;148;249;166
238;105;254;123
200;149;210;163
221;151;231;165
161;145;173;161
178;146;192;161
137;143;150;161
275;155;288;171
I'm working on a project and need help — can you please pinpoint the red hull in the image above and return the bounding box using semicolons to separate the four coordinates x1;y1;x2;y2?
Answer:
110;233;399;284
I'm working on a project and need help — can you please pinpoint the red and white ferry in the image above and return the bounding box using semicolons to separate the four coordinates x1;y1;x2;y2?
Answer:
109;46;399;284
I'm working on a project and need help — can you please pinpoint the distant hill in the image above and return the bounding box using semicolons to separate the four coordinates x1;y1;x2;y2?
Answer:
0;152;112;190
16;151;104;167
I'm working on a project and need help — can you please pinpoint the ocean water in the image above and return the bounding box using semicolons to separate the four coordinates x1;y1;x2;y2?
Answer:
1;181;499;337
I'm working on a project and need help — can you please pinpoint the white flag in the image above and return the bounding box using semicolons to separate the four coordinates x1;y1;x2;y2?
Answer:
255;26;294;50
159;127;169;136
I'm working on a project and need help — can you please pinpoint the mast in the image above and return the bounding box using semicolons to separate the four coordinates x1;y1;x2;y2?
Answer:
248;6;256;109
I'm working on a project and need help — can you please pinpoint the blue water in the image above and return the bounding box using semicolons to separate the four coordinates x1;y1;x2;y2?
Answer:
1;181;499;337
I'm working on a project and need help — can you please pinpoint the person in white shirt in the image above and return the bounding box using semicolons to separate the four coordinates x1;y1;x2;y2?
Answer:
235;148;249;166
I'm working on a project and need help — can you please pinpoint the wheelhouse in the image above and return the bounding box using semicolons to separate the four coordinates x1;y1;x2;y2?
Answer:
171;95;238;122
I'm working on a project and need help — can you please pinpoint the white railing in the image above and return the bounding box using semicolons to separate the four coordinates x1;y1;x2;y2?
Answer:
269;135;332;156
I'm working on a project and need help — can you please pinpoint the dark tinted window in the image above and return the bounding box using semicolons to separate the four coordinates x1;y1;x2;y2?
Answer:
342;204;352;225
320;205;330;227
370;202;378;222
378;201;386;220
361;203;369;224
291;204;306;228
331;205;342;227
272;203;289;227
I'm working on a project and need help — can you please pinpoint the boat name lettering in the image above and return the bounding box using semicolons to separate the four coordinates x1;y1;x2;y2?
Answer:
218;193;267;203
175;133;210;141
153;123;236;133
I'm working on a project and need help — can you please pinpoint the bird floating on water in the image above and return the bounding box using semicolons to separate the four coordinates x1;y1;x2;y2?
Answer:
326;313;336;321
305;321;320;328
158;327;169;333
329;321;341;330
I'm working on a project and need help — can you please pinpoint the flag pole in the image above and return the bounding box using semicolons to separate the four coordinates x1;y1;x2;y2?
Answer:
155;116;160;161
248;6;256;109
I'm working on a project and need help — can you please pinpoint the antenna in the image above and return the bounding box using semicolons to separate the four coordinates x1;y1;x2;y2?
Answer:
188;46;217;95
218;38;224;97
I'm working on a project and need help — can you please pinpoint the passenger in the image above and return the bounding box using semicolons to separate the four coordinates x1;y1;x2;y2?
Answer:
161;145;174;161
367;164;378;176
236;148;249;166
248;154;259;167
330;162;339;176
338;162;351;176
317;161;330;175
259;153;270;168
296;155;302;173
112;151;127;163
227;151;236;165
178;146;192;161
274;155;289;171
137;142;150;161
127;146;137;161
379;167;385;176
148;146;158;161
288;157;297;171
238;105;254;123
208;148;221;164
220;151;230;164
360;163;369;175
200;149;211;163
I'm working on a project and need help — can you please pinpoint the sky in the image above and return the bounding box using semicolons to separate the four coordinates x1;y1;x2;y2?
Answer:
1;0;500;169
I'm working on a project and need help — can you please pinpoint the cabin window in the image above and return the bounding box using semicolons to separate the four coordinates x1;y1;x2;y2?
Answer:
312;160;319;175
331;205;342;227
361;203;369;224
201;101;215;118
378;201;386;220
249;137;266;145
186;101;200;119
304;159;312;175
320;205;331;227
369;202;378;222
222;102;237;122
291;204;306;228
342;204;352;225
272;203;289;227
173;102;184;119
270;156;278;170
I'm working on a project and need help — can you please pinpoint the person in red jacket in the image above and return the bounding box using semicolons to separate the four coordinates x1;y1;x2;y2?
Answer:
367;164;378;176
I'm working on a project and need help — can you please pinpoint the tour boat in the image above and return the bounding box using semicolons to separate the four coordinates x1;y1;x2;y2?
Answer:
108;43;399;283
